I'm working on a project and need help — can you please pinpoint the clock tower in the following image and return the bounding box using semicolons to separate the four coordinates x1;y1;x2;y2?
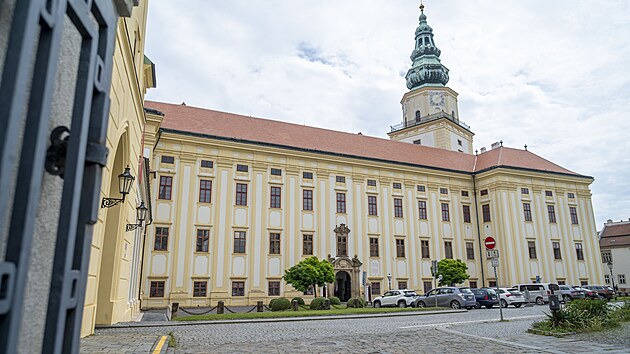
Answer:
388;4;474;154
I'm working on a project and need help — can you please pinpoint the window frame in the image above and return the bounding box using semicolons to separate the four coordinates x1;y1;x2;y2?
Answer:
523;203;532;221
154;227;169;251
553;241;562;260
199;179;212;203
547;205;557;223
193;281;207;297
368;195;378;216
337;233;347;256
336;176;345;183
161;155;174;164
466;242;475;260
482;204;491;222
569;206;579;224
367;179;377;187
303;172;313;179
369;237;379;257
232;281;245;296
575;243;584;261
236;164;248;172
421;240;430;259
462;205;471;223
200;160;213;168
336;192;346;213
393;198;403;218
196;229;209;252
270;186;282;208
396;238;406;258
268;281;281;296
444;241;453;259
303;189;313;211
150;281;165;297
235;183;248;206
393;182;402;189
302;234;313;255
234;231;247;254
418;200;427;220
158;175;173;200
269;233;281;255
441;203;450;222
528;241;537;259
270;168;282;176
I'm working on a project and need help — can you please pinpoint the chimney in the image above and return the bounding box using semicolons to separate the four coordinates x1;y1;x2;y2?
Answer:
480;147;487;153
607;219;613;223
491;141;501;150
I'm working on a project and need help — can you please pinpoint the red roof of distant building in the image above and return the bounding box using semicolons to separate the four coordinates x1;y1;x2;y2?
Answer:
600;222;630;248
145;101;587;178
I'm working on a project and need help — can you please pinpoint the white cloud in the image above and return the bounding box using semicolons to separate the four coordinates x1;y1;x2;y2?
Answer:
145;0;630;227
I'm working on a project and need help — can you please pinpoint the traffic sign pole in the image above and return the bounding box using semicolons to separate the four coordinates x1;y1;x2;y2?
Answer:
494;263;504;321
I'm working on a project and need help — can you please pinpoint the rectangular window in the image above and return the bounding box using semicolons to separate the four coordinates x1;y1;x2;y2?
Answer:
605;274;610;284
303;172;313;179
200;160;213;168
235;183;248;206
466;242;475;260
158;176;173;200
418;201;428;220
161;155;174;164
368;195;378;216
394;198;403;218
393;182;402;189
270;186;282;208
417;185;426;192
461;190;469;197
523;203;532;221
619;274;627;285
269;233;281;254
489;280;497;288
441;203;450;221
154;227;169;251
367;179;377;186
336;176;345;183
548;205;557;223
545;190;553;197
569;207;579;224
234;231;246;253
557;280;566;285
482;204;491;222
444;241;453;259
337;234;347;256
521;188;529;194
462;205;471;223
469;281;478;289
336;193;346;213
270;168;282;176
575;243;584;260
398;281;407;290
567;192;575;199
440;188;448;194
193;281;207;297
268;281;280;296
199;179;212;203
553;242;562;260
232;281;245;296
396;239;406;257
303;189;313;211
372;282;381;296
370;237;379;257
480;189;488;196
413;139;422;145
423;281;432;294
150;281;165;297
528;241;537;259
602;251;612;263
581;280;588;286
196;229;209;252
303;234;313;255
421;240;430;259
303;286;314;295
236;164;248;172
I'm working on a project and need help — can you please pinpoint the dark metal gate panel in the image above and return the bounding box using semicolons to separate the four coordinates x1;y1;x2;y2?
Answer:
0;1;118;353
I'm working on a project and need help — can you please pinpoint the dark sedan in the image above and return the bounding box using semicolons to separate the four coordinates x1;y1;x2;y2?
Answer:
468;288;499;309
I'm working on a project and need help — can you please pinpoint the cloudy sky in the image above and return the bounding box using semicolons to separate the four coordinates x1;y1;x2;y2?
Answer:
144;1;630;228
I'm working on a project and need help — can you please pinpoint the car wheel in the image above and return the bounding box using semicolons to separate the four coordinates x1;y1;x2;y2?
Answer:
500;299;508;308
475;302;481;309
374;301;381;308
485;305;494;309
417;301;426;308
514;304;522;308
450;301;461;310
536;297;544;305
398;301;406;308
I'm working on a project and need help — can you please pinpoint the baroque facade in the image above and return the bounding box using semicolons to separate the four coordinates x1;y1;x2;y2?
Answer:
139;7;604;308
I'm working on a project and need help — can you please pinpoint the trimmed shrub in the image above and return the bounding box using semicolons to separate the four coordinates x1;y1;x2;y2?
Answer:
347;298;366;308
329;296;341;305
292;297;305;306
309;297;324;310
270;298;291;311
268;298;277;308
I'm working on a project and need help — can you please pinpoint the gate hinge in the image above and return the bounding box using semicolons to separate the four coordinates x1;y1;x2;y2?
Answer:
85;142;109;167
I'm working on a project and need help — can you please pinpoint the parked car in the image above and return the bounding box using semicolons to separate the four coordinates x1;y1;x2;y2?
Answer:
557;285;586;302
583;285;615;300
571;286;600;299
512;283;558;305
373;289;418;308
497;288;526;308
415;287;476;309
468;288;499;309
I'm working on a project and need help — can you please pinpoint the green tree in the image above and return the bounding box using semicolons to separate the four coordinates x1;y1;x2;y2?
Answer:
283;256;334;297
437;259;470;286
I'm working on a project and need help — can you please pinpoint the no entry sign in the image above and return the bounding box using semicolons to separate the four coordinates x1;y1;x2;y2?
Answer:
484;236;496;250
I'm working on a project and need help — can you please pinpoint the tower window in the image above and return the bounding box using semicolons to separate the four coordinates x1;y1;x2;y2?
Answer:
413;139;422;145
457;140;462;146
415;110;421;122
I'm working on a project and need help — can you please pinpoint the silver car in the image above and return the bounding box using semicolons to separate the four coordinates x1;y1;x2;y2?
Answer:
557;285;585;302
415;287;476;309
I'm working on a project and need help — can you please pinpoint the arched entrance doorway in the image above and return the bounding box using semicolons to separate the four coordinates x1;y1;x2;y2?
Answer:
335;271;352;302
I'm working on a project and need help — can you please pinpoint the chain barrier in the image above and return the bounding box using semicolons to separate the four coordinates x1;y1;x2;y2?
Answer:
263;305;272;311
299;304;310;310
244;306;258;313
223;305;237;314
178;306;217;316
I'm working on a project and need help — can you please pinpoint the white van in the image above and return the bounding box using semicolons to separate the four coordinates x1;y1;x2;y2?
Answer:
512;283;559;305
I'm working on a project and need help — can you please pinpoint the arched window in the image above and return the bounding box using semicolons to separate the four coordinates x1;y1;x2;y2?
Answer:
415;110;421;122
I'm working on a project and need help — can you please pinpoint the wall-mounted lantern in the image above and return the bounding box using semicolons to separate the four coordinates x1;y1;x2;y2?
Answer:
126;202;148;232
101;166;134;208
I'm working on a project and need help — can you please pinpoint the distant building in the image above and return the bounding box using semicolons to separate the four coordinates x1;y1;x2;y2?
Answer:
600;219;630;294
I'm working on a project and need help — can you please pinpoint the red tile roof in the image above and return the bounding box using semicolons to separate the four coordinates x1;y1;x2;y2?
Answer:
145;101;587;178
600;223;630;248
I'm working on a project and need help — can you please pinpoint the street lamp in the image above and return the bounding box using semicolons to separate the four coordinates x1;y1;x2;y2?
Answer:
387;273;392;291
126;202;148;232
608;261;617;295
101;166;135;208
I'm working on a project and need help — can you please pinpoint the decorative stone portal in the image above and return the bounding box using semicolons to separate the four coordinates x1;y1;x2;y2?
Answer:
327;224;362;302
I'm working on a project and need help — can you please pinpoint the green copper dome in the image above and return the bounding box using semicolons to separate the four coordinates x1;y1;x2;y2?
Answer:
405;6;449;89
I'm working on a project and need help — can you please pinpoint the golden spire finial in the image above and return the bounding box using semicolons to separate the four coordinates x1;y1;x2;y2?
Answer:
419;1;424;13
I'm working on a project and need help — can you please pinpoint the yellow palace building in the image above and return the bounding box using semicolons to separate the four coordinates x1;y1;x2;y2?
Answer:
139;7;604;308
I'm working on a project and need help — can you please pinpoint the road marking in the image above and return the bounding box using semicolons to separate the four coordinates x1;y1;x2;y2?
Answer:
399;314;544;329
152;335;168;354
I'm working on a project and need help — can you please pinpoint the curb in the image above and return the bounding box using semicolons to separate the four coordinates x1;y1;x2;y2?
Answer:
527;328;576;337
436;327;565;354
96;309;466;329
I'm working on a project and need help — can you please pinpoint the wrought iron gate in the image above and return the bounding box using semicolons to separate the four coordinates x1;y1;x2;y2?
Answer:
0;0;124;353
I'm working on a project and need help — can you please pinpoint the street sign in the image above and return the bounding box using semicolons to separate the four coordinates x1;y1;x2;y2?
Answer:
491;258;499;267
431;260;438;276
484;236;496;250
486;249;499;259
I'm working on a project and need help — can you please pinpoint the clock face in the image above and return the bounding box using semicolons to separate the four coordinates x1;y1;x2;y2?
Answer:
429;91;445;107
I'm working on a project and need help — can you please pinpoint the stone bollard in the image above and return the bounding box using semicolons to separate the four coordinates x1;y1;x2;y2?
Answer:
322;299;331;310
172;302;179;315
217;301;225;314
257;301;263;312
292;299;299;311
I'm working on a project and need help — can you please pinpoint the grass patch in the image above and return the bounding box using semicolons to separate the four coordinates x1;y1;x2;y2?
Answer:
530;299;630;335
616;296;630;302
174;306;449;322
